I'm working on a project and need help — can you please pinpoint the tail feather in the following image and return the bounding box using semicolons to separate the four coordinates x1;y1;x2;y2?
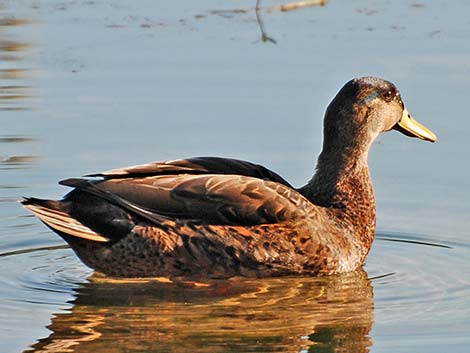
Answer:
21;197;109;243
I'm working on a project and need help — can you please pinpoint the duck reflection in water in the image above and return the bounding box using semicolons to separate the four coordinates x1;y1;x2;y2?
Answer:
26;269;373;353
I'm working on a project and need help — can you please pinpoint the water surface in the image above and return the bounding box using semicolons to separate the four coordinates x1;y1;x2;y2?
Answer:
1;1;470;352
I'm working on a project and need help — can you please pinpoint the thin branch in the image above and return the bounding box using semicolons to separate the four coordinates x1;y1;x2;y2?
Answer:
272;0;327;12
255;0;277;44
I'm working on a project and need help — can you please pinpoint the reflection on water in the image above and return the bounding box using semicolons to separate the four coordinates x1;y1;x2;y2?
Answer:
7;232;468;353
0;13;33;111
0;136;35;143
0;15;36;165
0;136;38;171
0;154;37;166
25;270;373;353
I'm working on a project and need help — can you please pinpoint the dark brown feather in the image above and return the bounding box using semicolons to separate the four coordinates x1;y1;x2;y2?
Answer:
85;157;293;188
74;174;310;226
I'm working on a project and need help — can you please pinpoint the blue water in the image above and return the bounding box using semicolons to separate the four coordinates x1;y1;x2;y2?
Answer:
1;1;470;352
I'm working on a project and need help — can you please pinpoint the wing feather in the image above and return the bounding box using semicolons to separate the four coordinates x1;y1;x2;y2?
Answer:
71;174;310;226
23;202;109;242
85;157;292;188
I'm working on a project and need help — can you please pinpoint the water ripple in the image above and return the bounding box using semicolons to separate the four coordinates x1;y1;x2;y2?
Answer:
368;231;470;325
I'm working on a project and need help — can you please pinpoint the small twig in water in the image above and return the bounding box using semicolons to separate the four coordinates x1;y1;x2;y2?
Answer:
272;0;327;12
256;0;277;44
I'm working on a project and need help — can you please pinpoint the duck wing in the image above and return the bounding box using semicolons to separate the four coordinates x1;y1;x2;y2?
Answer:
60;173;308;230
85;157;293;188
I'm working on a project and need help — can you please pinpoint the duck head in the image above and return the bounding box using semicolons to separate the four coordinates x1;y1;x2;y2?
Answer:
322;77;436;159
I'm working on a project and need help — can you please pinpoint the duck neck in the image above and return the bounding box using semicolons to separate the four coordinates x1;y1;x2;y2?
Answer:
299;147;376;251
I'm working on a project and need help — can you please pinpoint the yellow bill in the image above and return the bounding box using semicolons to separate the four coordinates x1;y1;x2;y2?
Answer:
393;108;437;142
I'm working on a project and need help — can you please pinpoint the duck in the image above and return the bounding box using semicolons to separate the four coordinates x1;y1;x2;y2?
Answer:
22;77;436;279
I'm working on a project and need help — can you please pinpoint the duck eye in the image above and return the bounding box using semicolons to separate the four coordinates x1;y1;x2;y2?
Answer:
382;90;394;102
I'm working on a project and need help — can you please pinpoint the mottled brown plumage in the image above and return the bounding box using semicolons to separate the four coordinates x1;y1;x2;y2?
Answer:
22;77;436;279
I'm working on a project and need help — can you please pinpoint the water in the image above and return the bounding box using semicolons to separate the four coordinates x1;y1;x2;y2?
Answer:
1;0;469;352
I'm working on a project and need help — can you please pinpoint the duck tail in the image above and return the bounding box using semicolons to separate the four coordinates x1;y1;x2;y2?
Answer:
21;197;110;243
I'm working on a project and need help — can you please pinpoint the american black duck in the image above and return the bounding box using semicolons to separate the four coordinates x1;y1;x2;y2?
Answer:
22;77;436;279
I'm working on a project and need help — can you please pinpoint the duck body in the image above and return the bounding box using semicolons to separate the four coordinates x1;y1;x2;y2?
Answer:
22;77;436;279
